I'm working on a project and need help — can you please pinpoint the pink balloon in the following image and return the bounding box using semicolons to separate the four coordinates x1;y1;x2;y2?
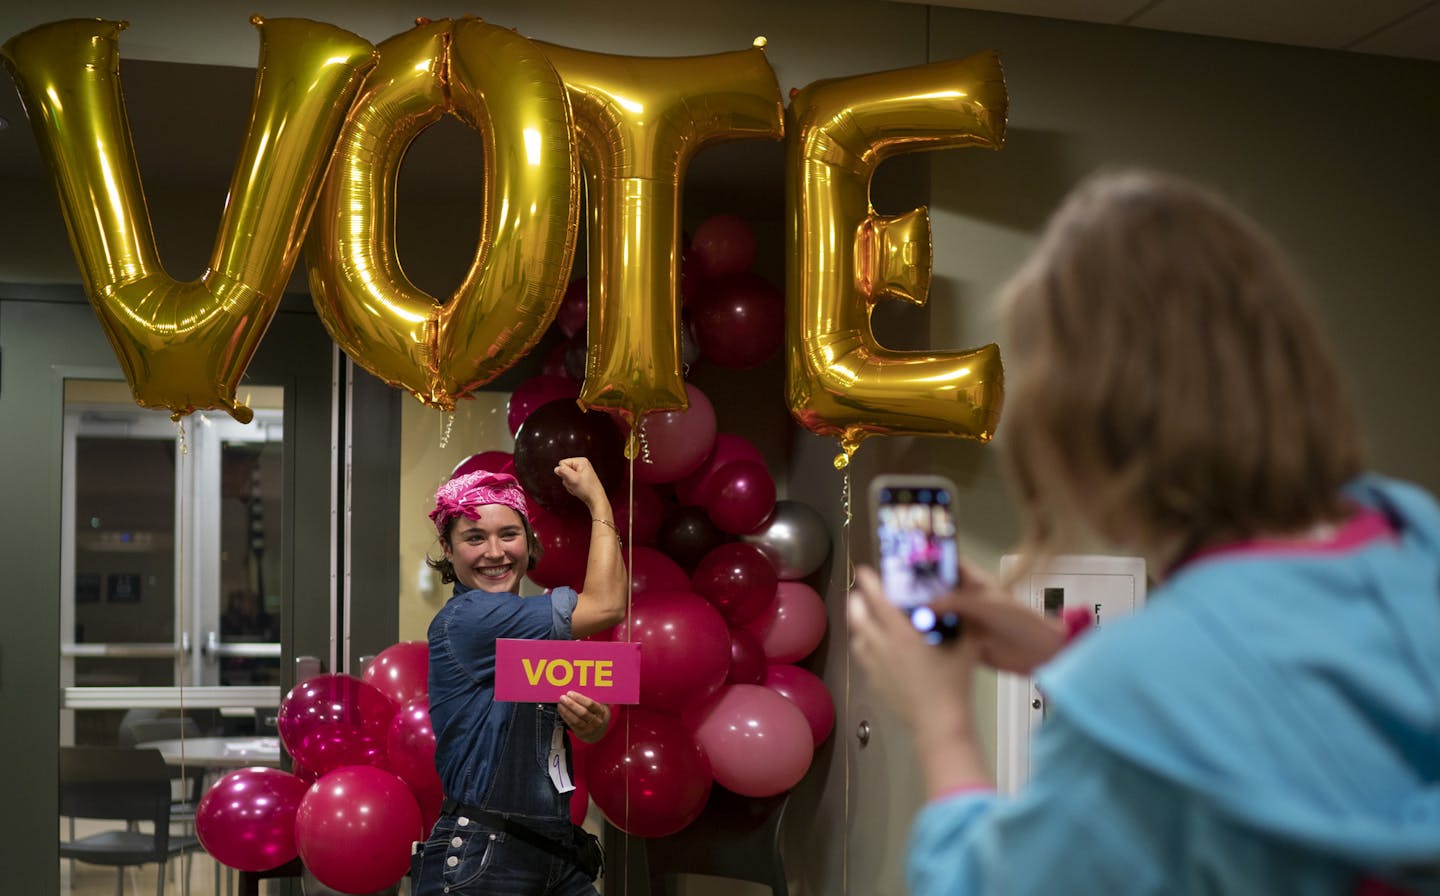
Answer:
528;504;590;591
386;698;439;801
764;664;835;745
674;433;766;506
691;543;778;626
632;384;717;484
450;451;514;479
702;459;776;535
295;766;423;894
610;480;663;547
690;272;785;370
688;684;813;797
628;591;732;712
745;581;827;663
507;375;582;436
727;628;767;685
362;641;429;707
586;708;712;837
195;767;309;872
277;674;397;777
628;546;691;597
689;214;756;278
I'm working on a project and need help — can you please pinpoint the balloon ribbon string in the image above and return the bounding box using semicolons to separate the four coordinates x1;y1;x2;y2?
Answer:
175;418;189;801
624;448;635;894
843;467;853;896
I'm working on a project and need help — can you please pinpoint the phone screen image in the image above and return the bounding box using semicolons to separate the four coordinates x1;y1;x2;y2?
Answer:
875;482;961;643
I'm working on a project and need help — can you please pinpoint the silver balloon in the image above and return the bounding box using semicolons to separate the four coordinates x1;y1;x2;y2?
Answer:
741;499;831;580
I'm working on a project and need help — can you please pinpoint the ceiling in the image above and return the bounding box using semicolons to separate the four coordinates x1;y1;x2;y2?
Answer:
902;0;1440;62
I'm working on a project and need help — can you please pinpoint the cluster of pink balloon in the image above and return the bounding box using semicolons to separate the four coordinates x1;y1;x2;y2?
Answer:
451;319;835;838
194;643;436;894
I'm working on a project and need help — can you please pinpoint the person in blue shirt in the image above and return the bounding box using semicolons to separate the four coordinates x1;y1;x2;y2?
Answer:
412;458;625;896
849;170;1440;895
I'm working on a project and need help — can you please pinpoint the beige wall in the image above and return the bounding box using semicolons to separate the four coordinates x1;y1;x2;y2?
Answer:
5;2;1440;894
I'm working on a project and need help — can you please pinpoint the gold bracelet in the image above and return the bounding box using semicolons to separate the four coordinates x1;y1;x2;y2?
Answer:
592;518;623;546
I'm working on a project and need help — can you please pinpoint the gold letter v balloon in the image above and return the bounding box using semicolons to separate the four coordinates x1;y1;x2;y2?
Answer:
306;18;580;412
0;18;376;422
786;52;1008;466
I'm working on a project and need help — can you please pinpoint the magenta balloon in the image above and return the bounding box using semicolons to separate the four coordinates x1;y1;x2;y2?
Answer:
386;698;439;799
586;708;712;837
727;628;767;685
691;543;778;626
702;459;776;535
362;641;429;707
632;383;717;484
629;546;691;596
507;375;582;436
295;766;423;894
628;591;732;712
277;674;397;777
689;213;756;278
764;664;835;745
745;581;827;663
449;450;514;479
674;433;767;506
528;504;590;591
610;481;663;547
689;684;813;797
195;767;308;872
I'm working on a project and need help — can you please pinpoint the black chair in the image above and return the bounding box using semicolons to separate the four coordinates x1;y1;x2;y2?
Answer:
59;745;203;896
605;788;790;896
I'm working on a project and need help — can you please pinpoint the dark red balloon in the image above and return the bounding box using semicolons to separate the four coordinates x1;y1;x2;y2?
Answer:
690;272;784;369
727;628;767;685
610;480;663;547
691;543;779;626
764;664;836;746
702;459;776;535
450;451;514;479
689;214;756;278
386;698;440;805
541;340;573;379
295;767;423;893
507;375;581;436
528;504;591;591
657;504;729;571
627;591;733;712
586;708;712;837
556;278;588;339
513;399;624;512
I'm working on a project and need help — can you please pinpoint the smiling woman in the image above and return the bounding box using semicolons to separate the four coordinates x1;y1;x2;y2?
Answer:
414;458;625;896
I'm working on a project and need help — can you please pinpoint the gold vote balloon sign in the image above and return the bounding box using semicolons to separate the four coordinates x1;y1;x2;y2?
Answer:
0;17;376;422
306;17;581;412
786;52;1009;465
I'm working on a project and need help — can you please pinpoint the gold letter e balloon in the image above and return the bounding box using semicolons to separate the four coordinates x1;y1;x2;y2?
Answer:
787;52;1008;465
0;18;376;422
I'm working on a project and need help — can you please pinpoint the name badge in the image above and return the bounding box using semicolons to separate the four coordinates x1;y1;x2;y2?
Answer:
494;639;641;704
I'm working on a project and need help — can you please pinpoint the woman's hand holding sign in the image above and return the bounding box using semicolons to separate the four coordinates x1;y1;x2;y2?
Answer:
559;691;611;744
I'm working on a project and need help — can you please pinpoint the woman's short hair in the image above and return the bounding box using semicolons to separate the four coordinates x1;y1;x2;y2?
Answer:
998;169;1366;566
426;512;544;586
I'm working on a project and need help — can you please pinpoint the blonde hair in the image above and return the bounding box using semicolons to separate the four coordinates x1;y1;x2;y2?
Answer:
999;170;1365;575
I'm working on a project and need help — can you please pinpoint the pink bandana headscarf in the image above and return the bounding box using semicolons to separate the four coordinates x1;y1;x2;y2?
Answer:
429;470;530;537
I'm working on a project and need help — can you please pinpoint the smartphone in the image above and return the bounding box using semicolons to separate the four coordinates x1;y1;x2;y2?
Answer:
870;475;963;644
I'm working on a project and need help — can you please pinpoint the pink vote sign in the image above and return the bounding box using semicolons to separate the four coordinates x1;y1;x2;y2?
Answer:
494;639;641;704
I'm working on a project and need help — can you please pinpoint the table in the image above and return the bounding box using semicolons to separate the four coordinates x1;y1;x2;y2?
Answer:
138;735;282;768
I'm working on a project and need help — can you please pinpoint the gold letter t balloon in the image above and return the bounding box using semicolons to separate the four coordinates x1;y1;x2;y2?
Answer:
786;52;1008;465
1;18;376;422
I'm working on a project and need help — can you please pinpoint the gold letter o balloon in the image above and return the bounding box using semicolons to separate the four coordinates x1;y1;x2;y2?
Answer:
307;17;580;411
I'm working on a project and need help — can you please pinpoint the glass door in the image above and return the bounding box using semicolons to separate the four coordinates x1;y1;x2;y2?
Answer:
60;380;285;748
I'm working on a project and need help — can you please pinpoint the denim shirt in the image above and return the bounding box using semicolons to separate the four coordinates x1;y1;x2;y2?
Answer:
427;583;580;830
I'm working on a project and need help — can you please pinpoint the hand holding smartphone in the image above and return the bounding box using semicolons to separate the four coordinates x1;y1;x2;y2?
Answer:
870;475;963;645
